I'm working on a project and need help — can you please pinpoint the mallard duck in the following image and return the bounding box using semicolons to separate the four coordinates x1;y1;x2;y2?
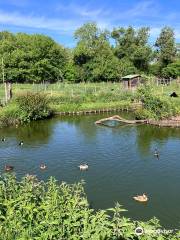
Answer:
133;193;148;202
4;165;14;172
1;137;5;142
19;141;24;146
40;164;47;170
79;163;88;171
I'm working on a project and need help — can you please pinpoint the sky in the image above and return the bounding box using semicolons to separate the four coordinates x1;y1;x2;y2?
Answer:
0;0;179;47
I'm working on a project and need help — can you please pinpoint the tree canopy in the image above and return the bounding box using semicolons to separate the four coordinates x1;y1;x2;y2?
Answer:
0;32;68;83
0;24;179;83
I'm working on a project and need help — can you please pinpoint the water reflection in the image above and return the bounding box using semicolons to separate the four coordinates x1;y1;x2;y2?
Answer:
0;113;180;227
0;118;56;145
136;125;180;155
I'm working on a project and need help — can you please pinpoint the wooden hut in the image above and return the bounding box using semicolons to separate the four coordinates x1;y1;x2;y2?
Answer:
122;74;141;89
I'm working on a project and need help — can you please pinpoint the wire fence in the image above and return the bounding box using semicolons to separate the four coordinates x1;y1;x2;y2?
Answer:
0;82;128;100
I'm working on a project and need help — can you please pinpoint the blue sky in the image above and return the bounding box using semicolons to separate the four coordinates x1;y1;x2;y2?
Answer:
0;0;179;47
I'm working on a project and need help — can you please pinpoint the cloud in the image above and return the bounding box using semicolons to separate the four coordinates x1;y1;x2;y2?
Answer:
126;0;158;17
56;2;108;19
0;1;179;42
0;10;80;33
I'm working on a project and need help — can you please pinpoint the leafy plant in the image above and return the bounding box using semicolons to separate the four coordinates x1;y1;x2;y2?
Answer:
0;174;179;240
16;92;52;122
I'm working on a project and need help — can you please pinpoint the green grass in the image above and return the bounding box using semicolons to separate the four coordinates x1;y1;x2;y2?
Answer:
0;82;127;98
1;81;180;126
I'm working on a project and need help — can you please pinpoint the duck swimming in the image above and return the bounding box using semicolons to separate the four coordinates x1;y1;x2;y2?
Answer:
133;193;148;202
154;148;159;158
1;137;5;142
19;141;24;146
40;164;47;170
4;165;14;172
79;163;89;171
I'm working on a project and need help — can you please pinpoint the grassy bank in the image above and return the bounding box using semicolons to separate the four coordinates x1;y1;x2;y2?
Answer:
0;83;135;126
0;174;179;240
0;82;180;127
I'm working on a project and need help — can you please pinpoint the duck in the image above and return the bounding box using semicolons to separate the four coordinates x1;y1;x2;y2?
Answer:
154;149;159;158
4;165;14;172
133;193;148;202
1;137;6;142
40;164;47;170
79;163;89;171
19;141;24;146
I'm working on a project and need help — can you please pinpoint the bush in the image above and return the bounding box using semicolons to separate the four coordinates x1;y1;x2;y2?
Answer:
137;85;177;119
161;61;180;79
0;174;179;239
16;92;52;122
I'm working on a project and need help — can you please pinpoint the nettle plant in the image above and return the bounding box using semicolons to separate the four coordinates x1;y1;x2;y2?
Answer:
0;174;179;240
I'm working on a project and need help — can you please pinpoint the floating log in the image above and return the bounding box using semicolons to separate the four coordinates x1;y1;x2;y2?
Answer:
95;115;147;125
95;115;180;128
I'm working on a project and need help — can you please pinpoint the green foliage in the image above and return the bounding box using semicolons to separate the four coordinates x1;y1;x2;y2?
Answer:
137;85;177;119
0;25;178;83
0;32;68;83
111;26;153;71
0;104;19;126
155;27;176;67
148;63;162;76
161;61;180;78
16;92;52;122
0;174;179;240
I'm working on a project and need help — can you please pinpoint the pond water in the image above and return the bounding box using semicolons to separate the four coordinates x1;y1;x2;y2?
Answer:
0;113;180;228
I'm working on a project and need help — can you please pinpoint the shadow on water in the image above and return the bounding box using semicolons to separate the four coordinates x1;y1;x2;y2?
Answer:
0;118;56;145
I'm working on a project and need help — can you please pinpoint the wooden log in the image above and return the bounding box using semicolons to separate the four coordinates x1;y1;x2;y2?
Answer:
95;115;147;125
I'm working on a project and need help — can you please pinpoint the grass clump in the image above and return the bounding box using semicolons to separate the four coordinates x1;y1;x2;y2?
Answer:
0;104;19;127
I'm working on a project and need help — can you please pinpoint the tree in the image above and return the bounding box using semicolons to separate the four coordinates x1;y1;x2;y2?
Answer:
161;60;180;78
111;26;152;71
155;27;176;67
0;32;68;83
74;22;121;82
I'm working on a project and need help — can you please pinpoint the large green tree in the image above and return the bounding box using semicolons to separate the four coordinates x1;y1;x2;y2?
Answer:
0;32;68;83
74;22;123;81
155;27;176;67
111;26;152;71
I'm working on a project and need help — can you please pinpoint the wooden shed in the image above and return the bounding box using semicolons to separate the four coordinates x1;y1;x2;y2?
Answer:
122;74;141;89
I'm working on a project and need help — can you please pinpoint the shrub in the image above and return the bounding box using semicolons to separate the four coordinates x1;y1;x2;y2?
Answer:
161;61;180;79
16;92;52;122
137;85;177;119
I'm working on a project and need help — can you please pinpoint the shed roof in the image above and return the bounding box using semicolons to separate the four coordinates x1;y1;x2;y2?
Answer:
122;74;140;79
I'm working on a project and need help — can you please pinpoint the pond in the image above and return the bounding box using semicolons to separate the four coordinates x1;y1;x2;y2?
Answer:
0;113;180;228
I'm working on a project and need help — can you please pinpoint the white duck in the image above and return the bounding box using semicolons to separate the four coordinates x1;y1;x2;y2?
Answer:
79;163;89;171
